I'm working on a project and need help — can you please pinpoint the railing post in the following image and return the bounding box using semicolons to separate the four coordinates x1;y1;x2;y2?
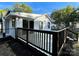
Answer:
3;33;5;37
76;34;78;41
52;32;58;56
26;30;29;46
15;28;17;39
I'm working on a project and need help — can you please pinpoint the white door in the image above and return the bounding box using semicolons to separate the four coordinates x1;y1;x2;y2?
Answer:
9;19;15;38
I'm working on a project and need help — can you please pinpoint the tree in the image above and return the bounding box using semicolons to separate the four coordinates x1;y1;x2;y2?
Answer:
5;3;32;13
0;10;7;22
51;5;74;26
13;3;32;13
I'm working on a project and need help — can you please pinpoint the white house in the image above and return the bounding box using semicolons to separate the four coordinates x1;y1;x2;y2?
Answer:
3;11;55;38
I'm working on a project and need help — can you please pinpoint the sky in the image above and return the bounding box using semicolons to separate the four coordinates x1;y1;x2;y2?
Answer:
0;2;79;15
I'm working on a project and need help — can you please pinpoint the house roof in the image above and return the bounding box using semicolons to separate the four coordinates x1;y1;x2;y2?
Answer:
5;11;42;19
5;11;55;23
44;14;55;23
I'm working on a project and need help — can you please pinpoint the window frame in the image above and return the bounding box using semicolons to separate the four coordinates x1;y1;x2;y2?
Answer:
48;22;50;29
39;21;43;30
12;19;16;28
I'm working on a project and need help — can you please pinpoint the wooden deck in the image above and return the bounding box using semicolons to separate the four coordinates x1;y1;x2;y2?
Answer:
0;36;78;56
0;36;46;56
0;28;78;56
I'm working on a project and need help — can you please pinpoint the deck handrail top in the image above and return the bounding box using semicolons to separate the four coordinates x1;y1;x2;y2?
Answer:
16;27;69;33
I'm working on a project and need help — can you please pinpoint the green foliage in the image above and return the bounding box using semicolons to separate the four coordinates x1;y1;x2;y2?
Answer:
13;3;32;13
0;10;7;17
0;10;7;22
51;5;74;25
4;3;32;13
70;9;79;22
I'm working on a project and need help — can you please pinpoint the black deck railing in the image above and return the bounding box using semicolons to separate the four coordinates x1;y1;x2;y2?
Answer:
16;28;68;56
67;29;78;41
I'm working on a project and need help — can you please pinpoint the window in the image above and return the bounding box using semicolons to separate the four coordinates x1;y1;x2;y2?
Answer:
23;20;28;35
29;21;34;29
39;21;43;30
23;20;28;29
48;22;50;28
12;19;15;28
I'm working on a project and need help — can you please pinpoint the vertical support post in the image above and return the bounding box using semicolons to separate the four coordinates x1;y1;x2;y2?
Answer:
52;32;58;56
3;33;5;37
1;22;3;33
15;28;17;39
76;33;78;41
2;17;6;38
26;29;28;46
28;21;29;29
64;29;67;41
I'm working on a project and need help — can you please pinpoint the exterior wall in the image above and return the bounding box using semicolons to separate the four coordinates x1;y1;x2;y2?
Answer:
5;19;9;35
34;21;39;30
16;18;23;28
5;19;11;36
5;14;53;38
9;19;15;38
34;15;51;31
2;18;5;33
5;17;23;38
43;18;52;31
5;19;15;38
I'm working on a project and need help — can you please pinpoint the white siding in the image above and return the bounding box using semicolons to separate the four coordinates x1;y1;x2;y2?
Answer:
34;21;39;30
34;15;51;31
43;20;51;31
2;18;5;33
9;19;15;38
16;18;23;28
5;17;23;38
